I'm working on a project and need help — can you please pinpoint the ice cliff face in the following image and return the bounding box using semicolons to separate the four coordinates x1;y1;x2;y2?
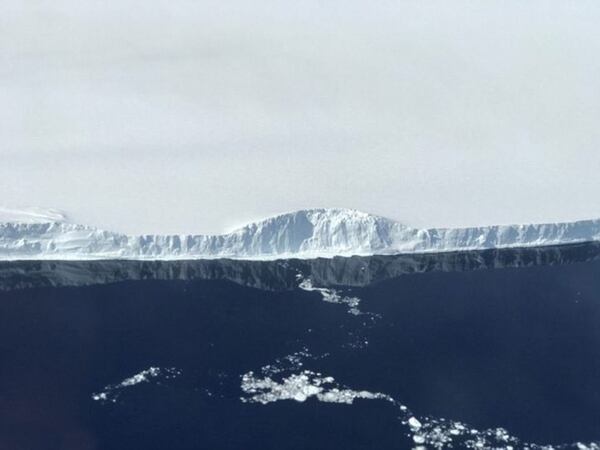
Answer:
2;207;600;260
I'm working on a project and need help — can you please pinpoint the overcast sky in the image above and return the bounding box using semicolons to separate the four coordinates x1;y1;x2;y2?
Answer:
2;1;600;234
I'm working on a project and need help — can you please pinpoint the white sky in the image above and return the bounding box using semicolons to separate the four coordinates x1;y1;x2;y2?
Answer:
2;0;600;234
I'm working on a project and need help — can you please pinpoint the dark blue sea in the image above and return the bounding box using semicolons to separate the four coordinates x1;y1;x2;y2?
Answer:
1;244;600;449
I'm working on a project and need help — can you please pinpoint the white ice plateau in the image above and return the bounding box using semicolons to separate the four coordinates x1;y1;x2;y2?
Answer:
2;206;600;260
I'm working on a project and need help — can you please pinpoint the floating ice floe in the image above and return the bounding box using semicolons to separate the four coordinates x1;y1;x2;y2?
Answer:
298;277;363;315
298;276;379;350
92;366;181;404
259;348;320;376
240;352;600;450
241;369;392;405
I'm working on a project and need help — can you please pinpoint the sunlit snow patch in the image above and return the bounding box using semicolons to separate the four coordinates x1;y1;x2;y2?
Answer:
92;366;181;404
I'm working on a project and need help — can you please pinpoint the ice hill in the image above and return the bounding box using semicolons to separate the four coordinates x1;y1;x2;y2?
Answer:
2;207;600;260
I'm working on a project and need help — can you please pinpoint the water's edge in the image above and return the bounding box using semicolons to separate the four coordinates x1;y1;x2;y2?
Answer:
2;241;600;291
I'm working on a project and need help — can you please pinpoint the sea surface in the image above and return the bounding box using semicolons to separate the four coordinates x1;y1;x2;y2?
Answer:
1;244;600;450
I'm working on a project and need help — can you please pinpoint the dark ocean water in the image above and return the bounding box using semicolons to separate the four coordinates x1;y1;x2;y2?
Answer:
0;244;600;450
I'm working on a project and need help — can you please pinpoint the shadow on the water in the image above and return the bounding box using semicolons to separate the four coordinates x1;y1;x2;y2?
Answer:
2;241;600;291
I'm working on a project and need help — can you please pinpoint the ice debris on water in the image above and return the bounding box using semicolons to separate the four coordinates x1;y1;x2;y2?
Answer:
241;370;392;405
298;277;364;315
92;366;181;404
240;353;600;450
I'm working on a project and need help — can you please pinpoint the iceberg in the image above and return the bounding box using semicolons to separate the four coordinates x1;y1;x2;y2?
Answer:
2;207;600;260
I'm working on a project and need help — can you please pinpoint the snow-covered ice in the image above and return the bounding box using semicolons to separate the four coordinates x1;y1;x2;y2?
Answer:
0;206;67;225
3;207;600;260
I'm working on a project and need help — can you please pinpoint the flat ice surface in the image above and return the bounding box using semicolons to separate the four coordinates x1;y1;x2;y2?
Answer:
3;206;600;260
0;207;67;224
4;2;600;236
